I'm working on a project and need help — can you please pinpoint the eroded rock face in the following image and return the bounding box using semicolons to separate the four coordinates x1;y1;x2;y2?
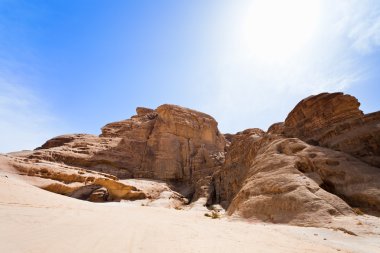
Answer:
29;134;132;178
283;92;380;167
31;105;225;183
214;93;380;226
135;104;225;180
284;93;363;135
23;104;225;204
0;154;146;203
4;93;380;227
214;130;380;226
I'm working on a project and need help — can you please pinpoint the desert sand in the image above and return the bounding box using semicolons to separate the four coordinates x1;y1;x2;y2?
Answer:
1;173;380;253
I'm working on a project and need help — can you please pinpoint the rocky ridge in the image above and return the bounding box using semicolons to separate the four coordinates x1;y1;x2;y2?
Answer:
2;92;380;227
15;104;225;206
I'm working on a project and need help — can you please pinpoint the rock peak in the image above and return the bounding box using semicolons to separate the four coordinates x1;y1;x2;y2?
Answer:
135;107;154;116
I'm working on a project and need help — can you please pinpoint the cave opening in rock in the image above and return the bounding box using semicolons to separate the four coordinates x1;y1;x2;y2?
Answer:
320;180;336;195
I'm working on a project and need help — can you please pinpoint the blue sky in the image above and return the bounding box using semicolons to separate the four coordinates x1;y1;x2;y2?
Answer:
1;0;380;152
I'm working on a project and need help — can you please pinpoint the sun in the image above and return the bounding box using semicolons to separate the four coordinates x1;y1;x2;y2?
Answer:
239;0;321;64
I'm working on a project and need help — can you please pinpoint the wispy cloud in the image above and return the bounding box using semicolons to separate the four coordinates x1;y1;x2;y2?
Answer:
334;0;380;54
0;77;64;153
194;0;380;133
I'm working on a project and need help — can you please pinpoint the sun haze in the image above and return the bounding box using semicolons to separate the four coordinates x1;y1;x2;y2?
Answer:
0;0;380;152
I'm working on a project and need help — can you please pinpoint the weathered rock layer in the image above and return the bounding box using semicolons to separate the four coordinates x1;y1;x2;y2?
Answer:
214;131;380;226
283;92;380;167
0;154;146;202
22;104;225;204
31;104;225;182
3;92;380;227
213;92;380;226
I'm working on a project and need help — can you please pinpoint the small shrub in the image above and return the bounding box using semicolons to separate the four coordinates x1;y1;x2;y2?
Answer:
211;212;220;219
204;211;220;219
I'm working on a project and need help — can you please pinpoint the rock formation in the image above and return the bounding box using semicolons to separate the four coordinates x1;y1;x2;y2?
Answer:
32;104;225;181
213;92;380;226
214;130;380;226
20;104;225;204
0;154;146;202
283;92;380;167
3;92;380;227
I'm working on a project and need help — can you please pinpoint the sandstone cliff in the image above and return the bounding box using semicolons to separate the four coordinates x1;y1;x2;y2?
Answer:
214;92;380;226
283;92;380;167
3;92;380;227
33;104;225;181
23;104;225;204
214;130;380;226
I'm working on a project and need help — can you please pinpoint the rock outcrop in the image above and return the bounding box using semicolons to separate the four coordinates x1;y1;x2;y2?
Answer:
19;104;225;204
214;130;380;226
214;92;380;226
0;154;146;202
3;92;380;227
31;105;225;183
283;92;380;167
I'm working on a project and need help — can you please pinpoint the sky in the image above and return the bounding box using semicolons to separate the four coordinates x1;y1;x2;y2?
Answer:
0;0;380;152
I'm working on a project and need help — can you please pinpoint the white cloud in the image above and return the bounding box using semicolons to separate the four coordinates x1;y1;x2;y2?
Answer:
334;0;380;54
194;0;378;133
0;78;65;153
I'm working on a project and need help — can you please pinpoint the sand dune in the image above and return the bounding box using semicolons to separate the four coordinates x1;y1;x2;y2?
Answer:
1;174;380;253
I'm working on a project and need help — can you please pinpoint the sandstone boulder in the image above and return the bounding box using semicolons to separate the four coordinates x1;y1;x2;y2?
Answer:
283;92;380;167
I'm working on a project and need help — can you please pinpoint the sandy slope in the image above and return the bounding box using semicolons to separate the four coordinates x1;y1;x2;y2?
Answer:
0;173;380;253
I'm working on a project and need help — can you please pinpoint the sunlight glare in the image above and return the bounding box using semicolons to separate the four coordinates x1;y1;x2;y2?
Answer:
240;0;321;63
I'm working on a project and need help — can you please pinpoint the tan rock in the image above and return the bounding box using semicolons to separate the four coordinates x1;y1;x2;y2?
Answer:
136;107;154;116
31;104;225;190
0;154;145;203
267;122;284;135
120;179;189;208
283;92;380;167
214;93;380;226
4;93;380;228
215;131;380;226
